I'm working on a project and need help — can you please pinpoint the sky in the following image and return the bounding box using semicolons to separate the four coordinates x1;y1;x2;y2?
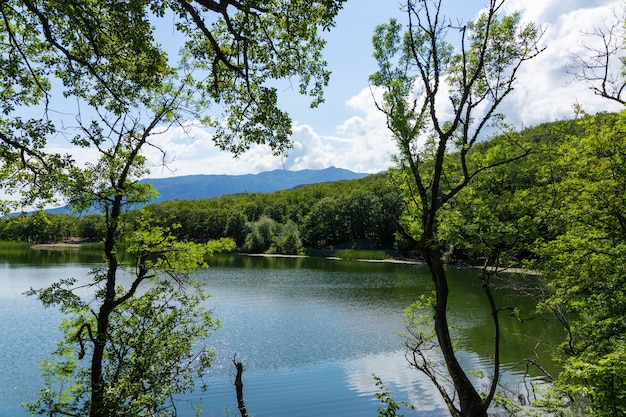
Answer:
53;0;626;179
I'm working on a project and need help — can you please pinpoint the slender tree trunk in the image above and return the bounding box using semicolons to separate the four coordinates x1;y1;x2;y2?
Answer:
90;305;112;417
90;199;122;417
423;248;487;417
89;261;118;417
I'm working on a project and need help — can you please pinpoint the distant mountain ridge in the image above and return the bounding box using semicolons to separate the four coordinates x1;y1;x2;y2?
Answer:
143;166;369;203
45;167;370;214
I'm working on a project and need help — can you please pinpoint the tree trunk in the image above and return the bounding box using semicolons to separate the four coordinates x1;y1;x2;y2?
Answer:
424;248;487;417
90;307;111;417
90;201;121;417
233;358;249;417
89;266;117;417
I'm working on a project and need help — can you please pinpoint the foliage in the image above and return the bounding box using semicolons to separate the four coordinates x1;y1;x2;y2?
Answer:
244;215;275;253
142;173;401;251
301;187;397;247
0;212;105;243
435;126;561;267
269;220;302;254
534;110;626;417
242;216;303;254
0;212;72;243
370;1;544;416
26;218;235;416
373;375;415;417
0;173;403;251
25;279;220;417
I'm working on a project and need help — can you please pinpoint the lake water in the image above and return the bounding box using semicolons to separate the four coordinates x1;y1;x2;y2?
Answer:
0;251;562;416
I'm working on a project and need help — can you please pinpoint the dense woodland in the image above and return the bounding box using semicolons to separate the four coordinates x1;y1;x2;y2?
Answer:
0;172;401;253
0;111;615;265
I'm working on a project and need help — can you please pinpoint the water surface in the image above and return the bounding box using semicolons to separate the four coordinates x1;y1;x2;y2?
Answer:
0;252;561;416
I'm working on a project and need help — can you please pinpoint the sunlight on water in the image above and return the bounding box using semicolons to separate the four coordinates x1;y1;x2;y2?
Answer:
0;254;557;417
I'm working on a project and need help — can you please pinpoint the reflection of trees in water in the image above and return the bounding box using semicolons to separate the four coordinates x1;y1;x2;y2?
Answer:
0;246;103;265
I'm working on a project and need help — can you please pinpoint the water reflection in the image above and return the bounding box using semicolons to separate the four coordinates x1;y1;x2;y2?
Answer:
0;246;103;266
0;252;559;417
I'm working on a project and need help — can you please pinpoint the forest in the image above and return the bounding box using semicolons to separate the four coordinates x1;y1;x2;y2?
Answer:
0;112;612;263
0;172;400;253
1;0;624;416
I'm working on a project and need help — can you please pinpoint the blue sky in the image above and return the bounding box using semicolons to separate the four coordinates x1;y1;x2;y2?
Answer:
49;0;624;178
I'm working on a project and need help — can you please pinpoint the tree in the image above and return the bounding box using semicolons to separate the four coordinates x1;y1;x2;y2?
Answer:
535;111;626;417
25;81;234;416
301;196;342;247
270;219;302;254
567;7;626;105
224;210;250;247
25;263;225;417
77;214;106;242
541;8;626;413
2;1;347;416
369;1;544;416
244;215;275;253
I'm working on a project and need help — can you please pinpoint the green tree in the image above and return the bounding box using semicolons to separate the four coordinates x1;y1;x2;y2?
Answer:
270;220;302;254
341;189;385;242
539;9;626;412
535;111;626;417
436;128;556;266
77;214;106;242
301;196;341;247
370;1;543;416
27;280;217;416
244;215;275;253
224;210;250;247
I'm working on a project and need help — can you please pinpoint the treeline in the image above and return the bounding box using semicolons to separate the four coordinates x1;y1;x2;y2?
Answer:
0;173;403;254
143;173;402;253
0;113;606;260
1;112;616;261
0;211;105;244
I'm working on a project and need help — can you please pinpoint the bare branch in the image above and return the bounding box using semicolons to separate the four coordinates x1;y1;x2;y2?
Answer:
568;9;626;105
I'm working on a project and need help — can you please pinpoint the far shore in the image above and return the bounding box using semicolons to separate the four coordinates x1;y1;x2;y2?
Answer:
26;244;538;274
31;242;82;250
245;252;422;265
245;252;539;274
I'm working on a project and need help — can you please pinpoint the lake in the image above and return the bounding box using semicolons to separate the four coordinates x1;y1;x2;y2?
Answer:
0;250;562;416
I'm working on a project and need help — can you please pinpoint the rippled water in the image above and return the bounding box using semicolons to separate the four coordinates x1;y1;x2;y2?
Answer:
0;253;560;416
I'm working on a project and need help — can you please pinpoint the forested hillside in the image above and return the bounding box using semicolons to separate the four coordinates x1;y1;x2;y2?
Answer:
2;112;618;262
0;173;402;254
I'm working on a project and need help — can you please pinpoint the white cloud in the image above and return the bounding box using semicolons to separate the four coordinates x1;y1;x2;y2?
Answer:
503;0;617;24
503;0;624;126
136;88;396;178
41;0;626;180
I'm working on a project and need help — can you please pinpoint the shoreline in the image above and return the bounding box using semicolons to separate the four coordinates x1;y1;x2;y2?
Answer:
245;252;423;264
27;245;538;274
244;253;538;274
31;243;82;250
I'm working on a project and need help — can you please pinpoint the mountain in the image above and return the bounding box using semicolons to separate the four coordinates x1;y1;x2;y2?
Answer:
143;166;369;203
46;167;370;214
